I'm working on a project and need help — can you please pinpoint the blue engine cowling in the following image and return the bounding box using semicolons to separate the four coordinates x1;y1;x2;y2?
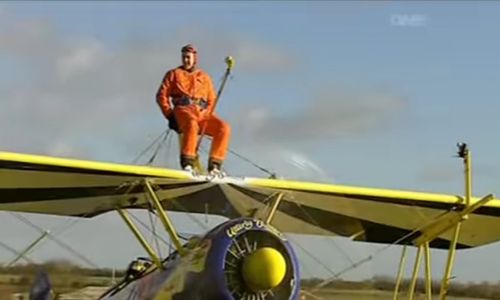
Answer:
104;217;300;300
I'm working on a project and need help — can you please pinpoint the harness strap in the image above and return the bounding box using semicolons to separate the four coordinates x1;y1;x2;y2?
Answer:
172;96;208;109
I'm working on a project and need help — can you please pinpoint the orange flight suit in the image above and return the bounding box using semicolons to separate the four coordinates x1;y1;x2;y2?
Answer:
156;66;231;163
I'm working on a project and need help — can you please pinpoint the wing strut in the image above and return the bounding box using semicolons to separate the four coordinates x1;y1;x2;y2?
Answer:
144;179;186;256
115;179;187;269
392;246;407;300
392;143;496;300
116;208;163;269
264;192;284;224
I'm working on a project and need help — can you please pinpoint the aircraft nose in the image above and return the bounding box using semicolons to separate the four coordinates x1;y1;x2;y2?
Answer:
241;247;287;291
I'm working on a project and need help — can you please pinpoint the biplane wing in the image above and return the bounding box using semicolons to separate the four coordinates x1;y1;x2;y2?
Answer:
2;151;500;249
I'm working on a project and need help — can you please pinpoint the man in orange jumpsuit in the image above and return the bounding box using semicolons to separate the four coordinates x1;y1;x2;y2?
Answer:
156;44;231;175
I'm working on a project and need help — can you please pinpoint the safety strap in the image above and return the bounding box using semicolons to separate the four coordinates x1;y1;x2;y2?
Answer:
172;96;208;109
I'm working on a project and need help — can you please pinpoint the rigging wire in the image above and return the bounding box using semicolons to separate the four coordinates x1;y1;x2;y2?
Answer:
46;205;103;247
292;202;355;266
285;234;337;278
165;128;175;167
131;130;168;165
128;210;195;244
146;130;170;165
127;211;173;249
0;238;35;264
199;136;277;178
9;213;99;268
146;207;162;258
133;126;277;180
309;210;453;292
169;200;210;232
227;148;277;179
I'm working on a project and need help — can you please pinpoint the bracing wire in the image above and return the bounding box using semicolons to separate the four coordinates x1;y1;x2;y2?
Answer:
198;135;277;178
147;130;170;165
227;148;277;179
131;130;168;164
128;211;173;249
292;202;355;266
9;213;99;268
0;238;35;264
169;200;210;232
309;209;454;292
165;128;175;167
147;207;162;258
285;234;338;278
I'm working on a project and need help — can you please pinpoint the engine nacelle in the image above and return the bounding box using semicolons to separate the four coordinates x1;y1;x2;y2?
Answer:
104;217;300;300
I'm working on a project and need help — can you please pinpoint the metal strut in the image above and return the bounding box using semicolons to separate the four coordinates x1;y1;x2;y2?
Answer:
143;179;186;256
392;246;407;300
116;208;163;269
265;192;284;224
116;179;187;268
438;143;484;300
424;242;432;300
394;143;495;300
407;246;423;300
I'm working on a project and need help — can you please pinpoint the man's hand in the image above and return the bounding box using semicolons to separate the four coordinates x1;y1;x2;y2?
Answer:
167;114;179;133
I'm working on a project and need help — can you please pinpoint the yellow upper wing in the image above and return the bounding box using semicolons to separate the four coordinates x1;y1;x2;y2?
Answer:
1;151;499;249
237;178;500;249
0;151;194;216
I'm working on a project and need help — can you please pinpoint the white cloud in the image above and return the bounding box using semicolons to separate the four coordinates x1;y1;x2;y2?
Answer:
233;87;407;144
46;140;86;158
0;16;57;58
171;25;296;72
230;39;293;71
274;148;332;182
56;39;109;81
223;144;334;183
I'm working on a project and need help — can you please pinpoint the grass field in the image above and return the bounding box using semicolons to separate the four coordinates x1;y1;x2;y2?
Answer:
309;289;486;300
2;286;489;299
0;273;490;299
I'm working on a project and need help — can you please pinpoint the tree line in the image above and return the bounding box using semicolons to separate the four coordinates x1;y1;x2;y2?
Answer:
302;276;500;299
0;260;125;278
3;261;500;299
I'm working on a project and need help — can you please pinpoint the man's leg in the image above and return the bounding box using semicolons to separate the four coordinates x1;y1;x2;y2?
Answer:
174;108;200;169
201;114;231;172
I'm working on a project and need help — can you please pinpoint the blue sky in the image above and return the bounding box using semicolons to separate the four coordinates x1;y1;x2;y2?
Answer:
1;1;500;286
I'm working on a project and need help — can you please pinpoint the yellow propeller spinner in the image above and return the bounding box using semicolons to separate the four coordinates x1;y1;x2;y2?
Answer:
242;247;287;291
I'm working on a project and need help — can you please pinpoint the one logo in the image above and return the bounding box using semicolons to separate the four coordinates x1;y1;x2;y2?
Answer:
226;220;254;238
390;14;428;27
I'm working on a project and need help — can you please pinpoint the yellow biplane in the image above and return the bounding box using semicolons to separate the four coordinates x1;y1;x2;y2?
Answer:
1;143;499;300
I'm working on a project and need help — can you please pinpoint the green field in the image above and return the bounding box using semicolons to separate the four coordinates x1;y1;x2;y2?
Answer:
310;289;486;300
0;272;491;299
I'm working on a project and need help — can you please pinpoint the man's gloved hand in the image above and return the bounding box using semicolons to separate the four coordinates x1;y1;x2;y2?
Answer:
167;114;179;133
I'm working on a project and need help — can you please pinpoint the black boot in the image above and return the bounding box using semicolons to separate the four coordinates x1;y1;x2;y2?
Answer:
208;158;225;177
180;155;196;172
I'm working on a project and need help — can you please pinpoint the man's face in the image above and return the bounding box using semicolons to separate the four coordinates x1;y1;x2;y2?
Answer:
182;52;196;70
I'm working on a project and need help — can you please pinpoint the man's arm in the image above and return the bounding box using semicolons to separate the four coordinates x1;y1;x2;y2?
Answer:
156;71;174;118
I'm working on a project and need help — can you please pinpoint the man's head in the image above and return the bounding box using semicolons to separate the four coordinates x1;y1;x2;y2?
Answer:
181;44;197;71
